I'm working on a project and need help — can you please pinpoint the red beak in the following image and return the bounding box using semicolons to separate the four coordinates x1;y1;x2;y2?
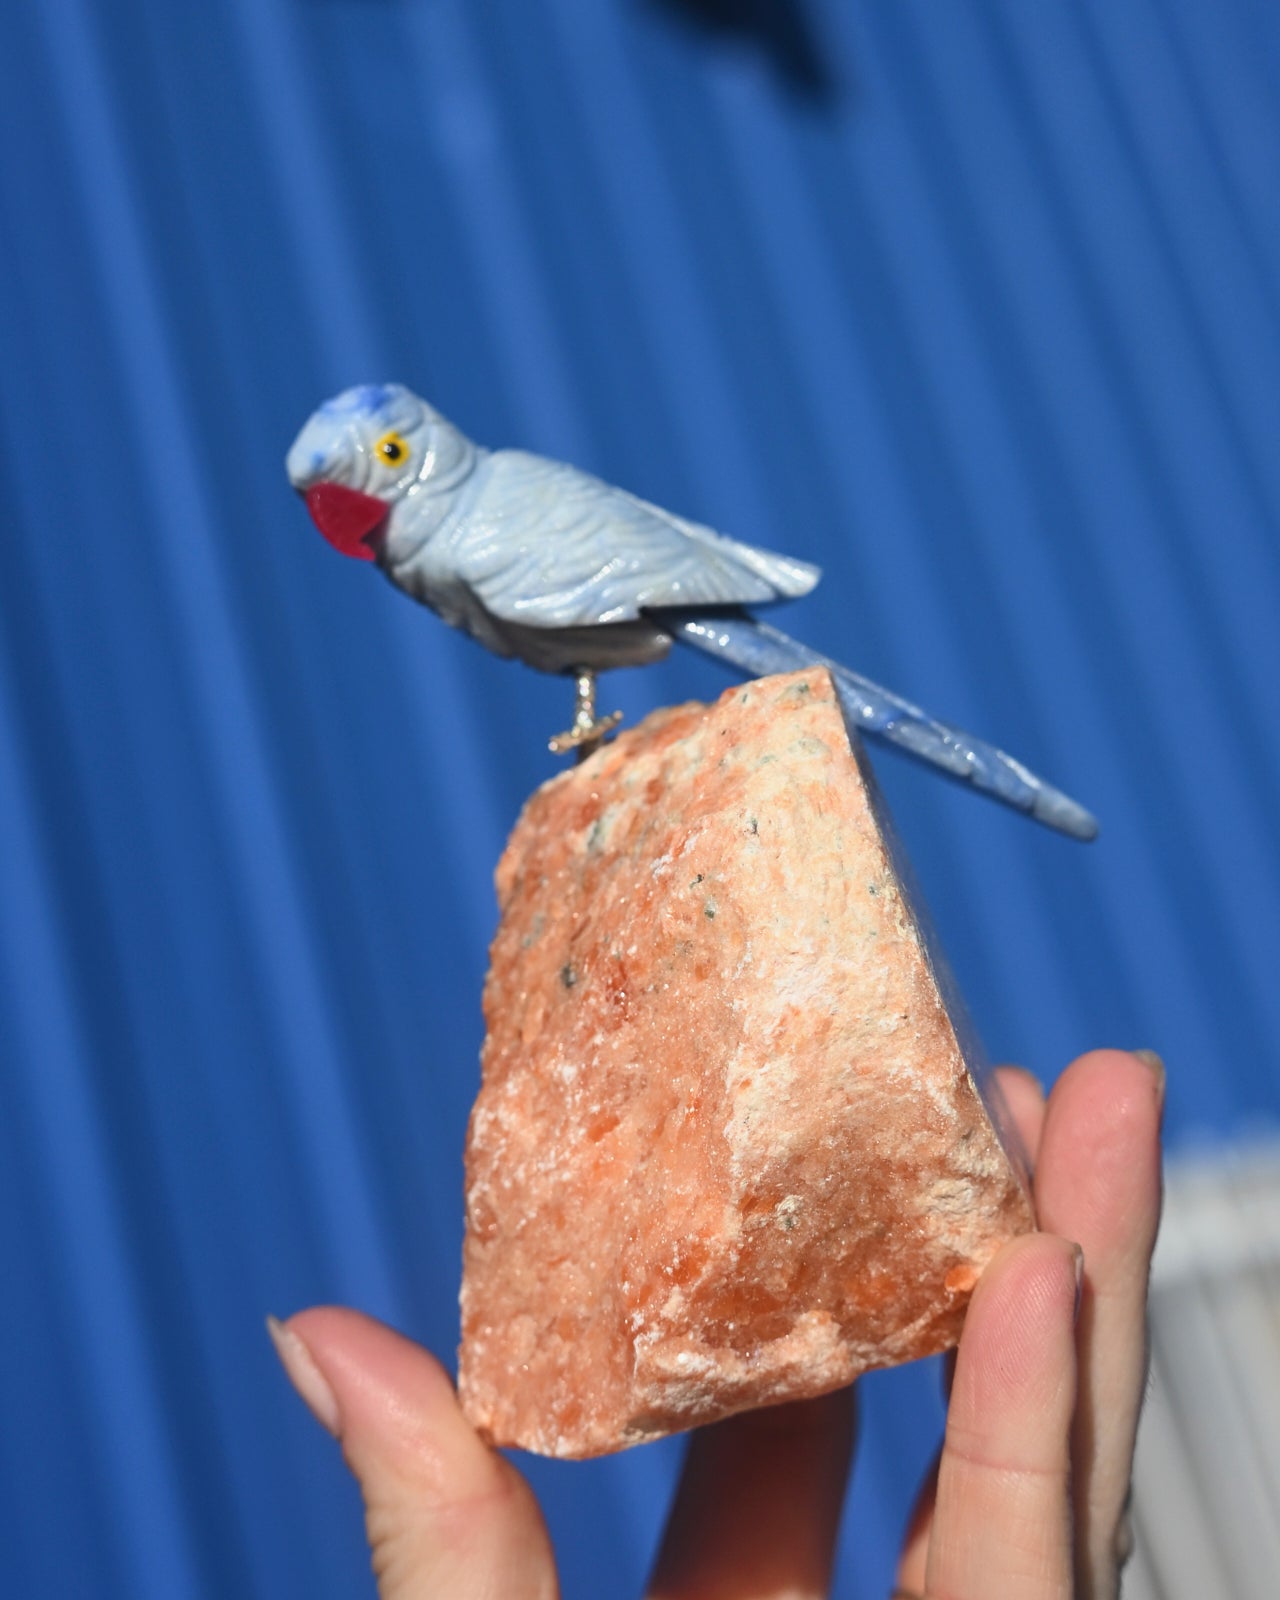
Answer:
303;483;388;561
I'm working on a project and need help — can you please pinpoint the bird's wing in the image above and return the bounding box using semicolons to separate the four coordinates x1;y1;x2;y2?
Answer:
448;452;818;629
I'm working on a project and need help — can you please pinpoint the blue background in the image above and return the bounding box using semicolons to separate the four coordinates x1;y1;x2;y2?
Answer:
2;1;1278;1595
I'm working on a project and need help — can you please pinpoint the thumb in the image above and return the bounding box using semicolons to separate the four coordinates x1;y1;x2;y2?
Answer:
269;1307;558;1600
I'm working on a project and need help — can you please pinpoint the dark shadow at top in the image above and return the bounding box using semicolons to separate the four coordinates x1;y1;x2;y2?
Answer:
646;0;840;102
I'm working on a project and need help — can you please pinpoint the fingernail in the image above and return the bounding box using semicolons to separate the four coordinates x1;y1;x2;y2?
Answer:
1131;1048;1166;1108
1071;1244;1085;1323
267;1315;341;1438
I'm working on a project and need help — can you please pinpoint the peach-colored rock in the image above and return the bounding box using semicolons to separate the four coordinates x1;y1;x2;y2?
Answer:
459;669;1034;1458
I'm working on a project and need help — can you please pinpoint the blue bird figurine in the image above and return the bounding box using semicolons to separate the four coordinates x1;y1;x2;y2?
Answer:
287;384;1096;841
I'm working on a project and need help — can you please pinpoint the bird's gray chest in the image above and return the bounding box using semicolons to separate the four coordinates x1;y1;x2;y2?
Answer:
384;496;514;658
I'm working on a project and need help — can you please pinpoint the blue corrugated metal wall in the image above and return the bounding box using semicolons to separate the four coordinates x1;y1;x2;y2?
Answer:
2;2;1277;1595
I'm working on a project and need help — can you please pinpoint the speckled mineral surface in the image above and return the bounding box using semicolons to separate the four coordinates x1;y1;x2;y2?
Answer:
458;669;1034;1459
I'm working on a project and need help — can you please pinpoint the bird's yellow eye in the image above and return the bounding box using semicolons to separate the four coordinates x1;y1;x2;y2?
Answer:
374;430;411;468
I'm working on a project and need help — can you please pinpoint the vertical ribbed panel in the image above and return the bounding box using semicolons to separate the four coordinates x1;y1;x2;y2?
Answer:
1130;1142;1280;1599
1;3;1276;1595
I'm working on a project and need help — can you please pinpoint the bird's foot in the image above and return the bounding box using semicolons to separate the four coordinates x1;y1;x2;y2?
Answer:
549;668;623;758
548;709;623;757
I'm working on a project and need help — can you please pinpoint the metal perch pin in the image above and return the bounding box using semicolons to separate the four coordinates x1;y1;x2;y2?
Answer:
548;669;623;757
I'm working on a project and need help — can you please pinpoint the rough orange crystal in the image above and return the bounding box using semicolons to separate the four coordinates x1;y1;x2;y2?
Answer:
459;669;1034;1458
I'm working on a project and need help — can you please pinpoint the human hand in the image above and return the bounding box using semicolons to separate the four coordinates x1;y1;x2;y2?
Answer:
269;1048;1163;1599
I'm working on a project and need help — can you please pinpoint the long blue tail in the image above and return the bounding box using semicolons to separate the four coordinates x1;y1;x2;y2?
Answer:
659;611;1098;841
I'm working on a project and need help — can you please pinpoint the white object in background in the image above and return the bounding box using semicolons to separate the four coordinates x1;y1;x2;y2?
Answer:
1130;1137;1280;1600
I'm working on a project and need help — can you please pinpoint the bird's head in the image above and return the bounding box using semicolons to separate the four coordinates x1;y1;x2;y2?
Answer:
286;383;478;563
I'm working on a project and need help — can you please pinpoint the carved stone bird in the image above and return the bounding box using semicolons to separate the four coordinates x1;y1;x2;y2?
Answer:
287;383;1096;839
